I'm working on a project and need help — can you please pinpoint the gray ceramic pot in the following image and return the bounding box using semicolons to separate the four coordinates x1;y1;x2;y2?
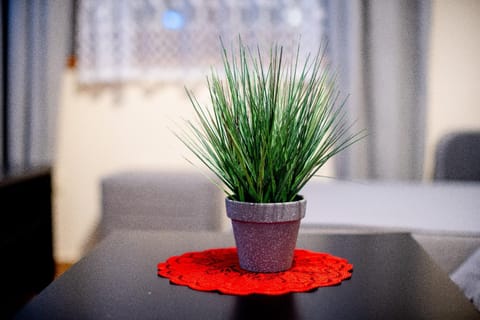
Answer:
225;196;306;273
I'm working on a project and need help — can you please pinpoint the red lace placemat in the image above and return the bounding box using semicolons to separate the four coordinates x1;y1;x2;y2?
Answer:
157;248;353;295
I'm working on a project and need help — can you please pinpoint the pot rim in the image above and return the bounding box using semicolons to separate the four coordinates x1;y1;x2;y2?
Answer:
225;195;306;223
226;194;305;206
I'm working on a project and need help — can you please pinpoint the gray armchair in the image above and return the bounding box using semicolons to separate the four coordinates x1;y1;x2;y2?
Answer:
434;131;480;181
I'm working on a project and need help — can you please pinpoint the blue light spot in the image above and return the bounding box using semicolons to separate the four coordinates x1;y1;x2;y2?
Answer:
162;10;185;30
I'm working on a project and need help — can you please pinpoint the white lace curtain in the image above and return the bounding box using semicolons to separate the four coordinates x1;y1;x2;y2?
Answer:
77;0;326;83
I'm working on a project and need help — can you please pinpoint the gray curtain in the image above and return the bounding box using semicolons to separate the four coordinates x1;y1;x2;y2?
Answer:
325;0;430;180
1;0;73;174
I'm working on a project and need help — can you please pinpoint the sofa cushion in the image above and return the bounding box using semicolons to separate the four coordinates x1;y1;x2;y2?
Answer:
451;247;480;311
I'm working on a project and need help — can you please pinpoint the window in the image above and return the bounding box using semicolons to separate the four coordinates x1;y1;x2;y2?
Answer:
77;0;326;83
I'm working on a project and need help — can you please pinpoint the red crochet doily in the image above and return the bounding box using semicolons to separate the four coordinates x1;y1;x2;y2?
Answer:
157;248;353;295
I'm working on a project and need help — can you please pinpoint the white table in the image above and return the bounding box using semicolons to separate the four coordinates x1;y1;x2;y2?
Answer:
301;181;480;233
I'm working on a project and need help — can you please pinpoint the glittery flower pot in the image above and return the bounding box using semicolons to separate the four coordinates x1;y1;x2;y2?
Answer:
226;196;306;273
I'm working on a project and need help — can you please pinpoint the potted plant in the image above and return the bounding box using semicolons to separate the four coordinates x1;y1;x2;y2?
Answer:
178;39;362;273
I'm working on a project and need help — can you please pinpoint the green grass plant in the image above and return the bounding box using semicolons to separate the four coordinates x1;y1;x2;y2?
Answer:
179;39;363;203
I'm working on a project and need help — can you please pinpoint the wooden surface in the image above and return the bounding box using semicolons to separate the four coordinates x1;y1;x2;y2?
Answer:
15;231;480;320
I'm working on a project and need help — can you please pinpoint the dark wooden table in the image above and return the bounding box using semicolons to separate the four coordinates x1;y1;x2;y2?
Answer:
15;231;480;319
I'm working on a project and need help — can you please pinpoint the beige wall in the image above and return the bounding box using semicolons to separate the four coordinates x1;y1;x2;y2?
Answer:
424;0;480;177
53;77;208;261
53;0;480;262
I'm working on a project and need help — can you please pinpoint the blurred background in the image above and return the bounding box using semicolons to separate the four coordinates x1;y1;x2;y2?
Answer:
1;0;479;278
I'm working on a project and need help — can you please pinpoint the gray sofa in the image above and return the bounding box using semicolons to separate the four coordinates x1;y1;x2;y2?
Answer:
100;171;225;238
100;170;480;310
